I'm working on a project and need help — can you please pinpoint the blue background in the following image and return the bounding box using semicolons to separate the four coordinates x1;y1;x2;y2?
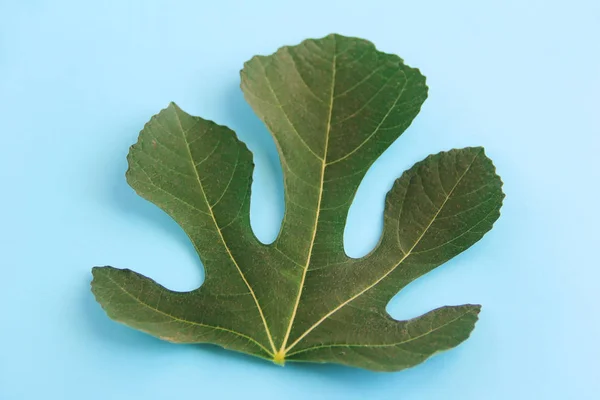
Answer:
1;1;599;399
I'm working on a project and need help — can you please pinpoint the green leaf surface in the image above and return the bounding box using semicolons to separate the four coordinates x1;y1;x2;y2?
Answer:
91;34;504;372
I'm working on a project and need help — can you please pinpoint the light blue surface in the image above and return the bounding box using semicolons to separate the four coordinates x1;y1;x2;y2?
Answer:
1;0;599;399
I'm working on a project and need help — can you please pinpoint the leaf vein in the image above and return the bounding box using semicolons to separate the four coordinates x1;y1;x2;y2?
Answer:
284;149;484;353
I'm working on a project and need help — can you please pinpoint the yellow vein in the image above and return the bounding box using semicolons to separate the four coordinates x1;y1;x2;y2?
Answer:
286;308;476;357
172;107;277;354
257;58;324;161
326;71;409;166
210;146;239;208
284;150;483;353
410;205;499;256
278;38;338;357
103;274;273;356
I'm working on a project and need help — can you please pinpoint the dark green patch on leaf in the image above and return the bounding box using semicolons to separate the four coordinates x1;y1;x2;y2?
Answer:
91;34;504;372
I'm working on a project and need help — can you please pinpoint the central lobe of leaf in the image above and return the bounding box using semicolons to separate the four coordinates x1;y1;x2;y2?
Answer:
241;34;429;355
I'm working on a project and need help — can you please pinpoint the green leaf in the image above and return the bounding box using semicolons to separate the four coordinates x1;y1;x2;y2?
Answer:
91;34;504;372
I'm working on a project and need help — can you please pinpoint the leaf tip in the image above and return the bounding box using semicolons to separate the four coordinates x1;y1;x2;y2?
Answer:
91;265;115;277
91;265;105;280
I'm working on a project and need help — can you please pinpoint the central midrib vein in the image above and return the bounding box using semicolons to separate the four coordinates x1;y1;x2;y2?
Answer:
174;109;277;355
278;39;338;356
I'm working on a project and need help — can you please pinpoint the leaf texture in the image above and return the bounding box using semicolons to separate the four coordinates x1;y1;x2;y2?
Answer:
92;34;504;372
